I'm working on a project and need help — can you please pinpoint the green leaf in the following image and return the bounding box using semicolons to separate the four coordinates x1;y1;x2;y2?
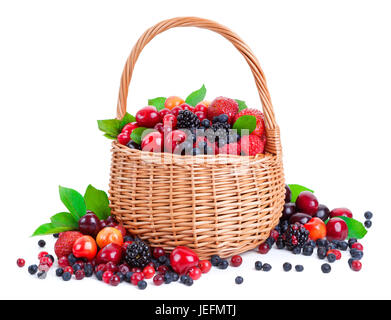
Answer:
50;212;79;229
97;119;121;137
119;113;136;129
59;186;86;221
288;184;314;202
103;133;117;140
130;127;148;145
32;223;75;237
233;115;257;135
235;99;248;111
84;185;111;220
327;216;368;239
148;97;166;111
185;84;206;106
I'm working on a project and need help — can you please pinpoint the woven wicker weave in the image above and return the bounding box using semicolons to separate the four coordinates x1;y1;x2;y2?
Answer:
109;17;285;259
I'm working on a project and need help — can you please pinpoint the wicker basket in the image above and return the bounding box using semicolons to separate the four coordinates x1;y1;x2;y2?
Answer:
109;17;285;259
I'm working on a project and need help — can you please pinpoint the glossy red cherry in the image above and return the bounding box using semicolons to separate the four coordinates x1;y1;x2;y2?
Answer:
179;103;192;111
326;218;348;241
95;243;123;265
230;255;242;267
163;114;177;128
330;208;353;219
72;235;97;261
164;130;187;153
282;203;296;221
142;266;155;279
198;260;212;274
117;132;131;145
296;191;319;216
79;212;102;237
135;106;161;128
158;108;172;119
141;131;163;152
188;267;202;280
315;204;330;221
153;274;164;286
171;106;182;117
195;111;206;122
122;122;139;135
114;224;127;238
289;212;312;225
170;246;199;275
285;184;292;203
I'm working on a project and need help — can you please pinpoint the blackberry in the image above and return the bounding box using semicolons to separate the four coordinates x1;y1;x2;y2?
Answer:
255;261;263;270
364;220;372;228
210;255;221;266
38;240;46;248
283;223;309;251
321;263;331;273
138;280;147;290
177;110;200;129
283;263;292;272
28;265;38;275
235;276;244;285
295;265;304;272
364;211;373;220
124;239;152;268
262;263;272;272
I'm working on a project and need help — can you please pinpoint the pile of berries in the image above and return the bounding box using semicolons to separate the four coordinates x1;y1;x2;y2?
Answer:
117;96;266;156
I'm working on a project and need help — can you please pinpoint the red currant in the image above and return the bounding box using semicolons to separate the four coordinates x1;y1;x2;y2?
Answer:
296;191;319;216
153;274;164;286
131;272;144;285
102;271;113;284
109;274;120;286
187;267;202;280
258;243;271;254
198;260;212;274
64;266;74;275
58;256;69;268
117;132;131;145
327;249;342;260
136;106;161;128
230;255;242;267
38;251;48;259
142;266;155;279
153;247;165;259
105;262;119;273
195;111;206;122
157;265;169;274
40;256;53;267
351;260;362;272
17;258;25;268
351;242;364;251
75;269;85;280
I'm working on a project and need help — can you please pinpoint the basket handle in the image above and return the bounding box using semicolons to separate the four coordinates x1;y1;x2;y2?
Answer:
116;17;281;153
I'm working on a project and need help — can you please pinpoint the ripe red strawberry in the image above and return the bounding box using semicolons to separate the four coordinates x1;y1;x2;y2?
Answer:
218;142;241;155
234;108;265;137
54;231;83;258
207;97;238;124
240;134;265;156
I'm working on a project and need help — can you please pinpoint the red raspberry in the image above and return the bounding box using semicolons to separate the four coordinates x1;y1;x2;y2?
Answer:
230;255;243;267
234;108;265;137
240;134;265;156
207;97;239;124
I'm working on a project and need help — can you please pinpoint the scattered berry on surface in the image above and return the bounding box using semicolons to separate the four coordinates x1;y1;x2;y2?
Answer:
327;253;336;263
364;211;373;220
262;263;272;272
321;263;331;273
28;264;38;275
351;242;364;251
109;274;121;286
255;261;263;271
153;274;164;286
17;258;25;268
295;265;304;272
198;260;212;274
230;255;243;267
364;220;372;228
62;272;71;281
38;240;46;248
283;262;292;272
235;276;244;285
138;280;147;290
75;269;85;280
350;260;362;272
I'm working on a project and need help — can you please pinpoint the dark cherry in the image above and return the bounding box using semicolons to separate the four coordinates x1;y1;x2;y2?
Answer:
295;191;319;216
315;204;330;221
78;212;102;237
285;184;292;203
105;216;116;224
289;212;312;225
282;203;296;221
326;218;348;241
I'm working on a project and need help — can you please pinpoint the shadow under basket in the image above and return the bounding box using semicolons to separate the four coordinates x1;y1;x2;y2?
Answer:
108;17;285;259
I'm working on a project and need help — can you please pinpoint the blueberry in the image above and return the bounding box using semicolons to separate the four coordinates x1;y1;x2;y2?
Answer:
302;246;314;256
292;247;301;255
125;272;134;283
255;261;263;270
266;237;275;248
276;239;285;249
38;240;46;248
164;272;173;284
37;271;47;279
213;116;219;123
138;280;147;290
217;260;229;270
158;255;168;265
316;239;328;248
235;276;244;285
308;240;316;248
327;253;336;263
62;272;72;281
45;254;55;263
283;262;292;272
56;268;64;277
210;255;221;266
72;264;82;272
317;247;327;259
123;236;134;242
180;275;189;283
116;272;125;283
348;238;358;248
180;275;193;286
170;272;179;282
28;265;38;275
217;114;229;123
364;211;373;220
350;249;364;260
262;263;272;272
348;258;355;267
338;241;349;251
364;220;372;228
96;270;104;281
84;264;94;277
68;253;77;265
53;233;60;238
201;119;210;128
295;265;304;272
321;263;331;273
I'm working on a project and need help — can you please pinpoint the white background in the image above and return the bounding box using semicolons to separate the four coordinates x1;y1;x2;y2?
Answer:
1;0;390;300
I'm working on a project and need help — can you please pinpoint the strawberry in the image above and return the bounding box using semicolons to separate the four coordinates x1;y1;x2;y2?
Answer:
54;231;83;258
240;134;265;156
207;97;238;124
234;108;265;137
218;142;241;155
